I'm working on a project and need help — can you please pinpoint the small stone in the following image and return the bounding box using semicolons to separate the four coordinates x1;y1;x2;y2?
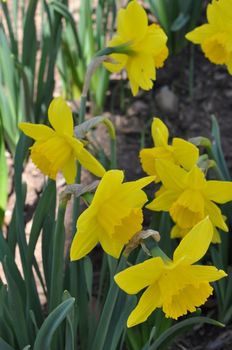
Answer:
155;86;179;114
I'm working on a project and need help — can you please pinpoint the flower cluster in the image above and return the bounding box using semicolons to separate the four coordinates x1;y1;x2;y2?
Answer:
186;0;232;73
19;0;231;332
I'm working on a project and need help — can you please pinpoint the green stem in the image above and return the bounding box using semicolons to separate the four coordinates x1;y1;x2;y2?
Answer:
110;137;117;169
151;244;171;262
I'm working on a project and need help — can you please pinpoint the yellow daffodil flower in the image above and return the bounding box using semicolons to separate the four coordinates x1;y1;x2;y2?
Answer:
104;0;168;96
115;218;227;327
19;97;105;184
70;170;154;260
186;0;232;73
140;118;199;180
146;160;232;236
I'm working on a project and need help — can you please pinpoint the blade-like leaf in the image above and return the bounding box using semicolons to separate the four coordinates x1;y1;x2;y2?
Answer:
34;297;75;350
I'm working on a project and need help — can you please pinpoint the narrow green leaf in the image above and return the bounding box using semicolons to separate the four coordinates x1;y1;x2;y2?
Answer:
0;128;7;225
3;256;29;348
34;297;75;350
148;316;224;350
0;338;16;350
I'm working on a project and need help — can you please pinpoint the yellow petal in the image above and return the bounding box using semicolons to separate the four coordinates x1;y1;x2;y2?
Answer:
70;209;99;260
19;122;55;140
98;229;124;258
103;52;128;73
114;257;164;294
127;283;161;327
139;146;174;178
189;265;227;282
146;190;178;211
119;175;154;207
173;217;213;265
212;227;221;244
75;147;106;178
186;24;214;44
126;54;155;93
171;225;189;239
205;180;232;203
91;170;124;206
204;199;228;232
186;166;206;190
172;138;199;170
155;160;187;191
62;156;77;184
117;0;148;42
151;118;169;147
48;97;73;135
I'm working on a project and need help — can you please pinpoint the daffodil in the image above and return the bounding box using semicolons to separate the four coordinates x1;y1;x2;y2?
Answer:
146;160;232;237
115;218;227;327
104;0;168;96
186;0;232;73
140;118;199;180
70;170;153;260
19;97;105;184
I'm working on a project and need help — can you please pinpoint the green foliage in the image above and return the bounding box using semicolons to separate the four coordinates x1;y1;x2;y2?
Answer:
0;0;64;153
54;0;116;112
147;0;202;53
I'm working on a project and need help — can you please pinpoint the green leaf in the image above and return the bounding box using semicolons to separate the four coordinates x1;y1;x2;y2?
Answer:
147;316;224;350
171;12;190;31
211;115;230;180
34;297;75;350
0;128;7;225
0;338;16;350
3;256;29;348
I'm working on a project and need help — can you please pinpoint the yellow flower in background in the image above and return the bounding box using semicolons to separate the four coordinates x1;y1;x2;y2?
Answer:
104;0;168;96
139;118;199;180
115;218;227;327
171;223;222;244
70;170;153;260
146;160;232;236
19;97;105;184
186;0;232;73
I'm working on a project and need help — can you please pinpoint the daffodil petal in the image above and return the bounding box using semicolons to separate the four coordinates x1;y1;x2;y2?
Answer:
62;156;77;184
205;180;232;203
114;257;164;294
117;0;148;42
103;52;128;73
172;138;199;170
186;24;213;44
48;97;74;135
204;199;228;231
189;265;227;282
120;176;154;207
98;230;124;258
155;160;187;191
92;170;124;205
173;217;213;265
70;209;99;261
19;122;55;140
127;283;161;327
151;118;169;147
146;190;178;211
76;147;106;178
